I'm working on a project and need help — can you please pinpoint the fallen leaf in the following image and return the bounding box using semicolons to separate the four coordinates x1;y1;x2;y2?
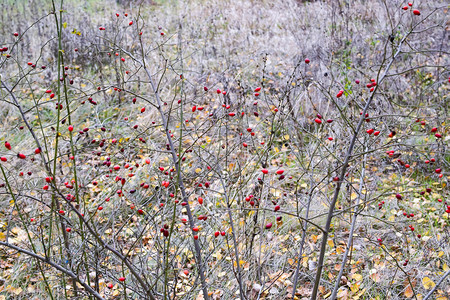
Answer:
422;277;436;290
404;285;414;298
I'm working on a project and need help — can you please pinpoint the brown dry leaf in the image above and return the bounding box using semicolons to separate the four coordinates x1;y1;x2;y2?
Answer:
370;272;381;283
404;285;414;298
195;291;204;300
337;288;349;299
318;285;326;295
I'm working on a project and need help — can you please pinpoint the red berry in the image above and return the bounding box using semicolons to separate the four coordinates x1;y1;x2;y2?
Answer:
261;169;269;174
305;58;310;64
413;9;420;15
118;277;125;282
265;223;272;229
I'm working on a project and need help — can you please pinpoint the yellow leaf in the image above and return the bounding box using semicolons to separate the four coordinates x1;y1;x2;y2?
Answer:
356;288;366;297
0;232;5;241
213;251;222;260
404;285;414;298
217;271;226;277
327;239;334;248
195;168;202;173
63;22;67;28
422;277;436;290
12;287;23;295
350;282;360;293
352;273;363;281
236;260;246;267
443;263;449;271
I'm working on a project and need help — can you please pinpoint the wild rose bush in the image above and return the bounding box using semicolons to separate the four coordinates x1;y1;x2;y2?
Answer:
0;0;449;299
